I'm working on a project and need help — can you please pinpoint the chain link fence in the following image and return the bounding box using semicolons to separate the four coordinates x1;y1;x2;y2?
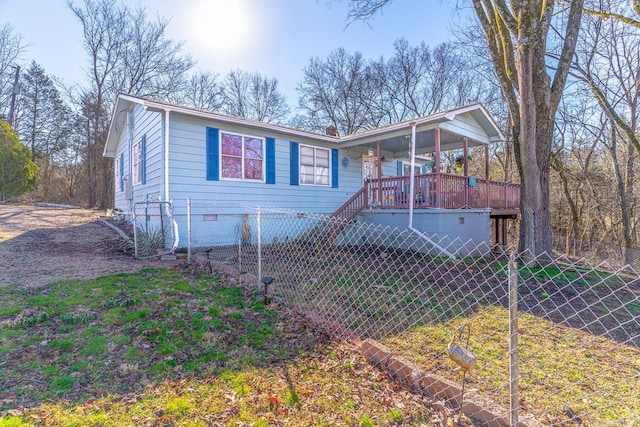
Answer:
552;233;640;272
132;201;176;259
185;201;639;426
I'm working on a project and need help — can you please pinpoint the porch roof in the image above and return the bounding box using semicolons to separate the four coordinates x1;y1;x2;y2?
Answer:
338;104;504;155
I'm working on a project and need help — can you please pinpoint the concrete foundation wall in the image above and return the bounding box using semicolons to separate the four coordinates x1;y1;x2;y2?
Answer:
338;208;491;257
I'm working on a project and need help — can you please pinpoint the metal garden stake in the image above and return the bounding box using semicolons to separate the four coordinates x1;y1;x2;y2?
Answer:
448;323;476;423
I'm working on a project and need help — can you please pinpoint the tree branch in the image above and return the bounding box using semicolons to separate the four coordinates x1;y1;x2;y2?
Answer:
583;7;640;29
550;0;584;112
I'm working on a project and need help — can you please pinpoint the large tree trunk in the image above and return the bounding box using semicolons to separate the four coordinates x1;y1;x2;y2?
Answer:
469;0;583;259
609;129;636;265
515;23;554;257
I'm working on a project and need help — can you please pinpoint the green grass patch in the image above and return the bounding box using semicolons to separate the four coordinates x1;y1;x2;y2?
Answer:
120;308;150;323
123;347;141;360
49;375;75;395
112;334;131;345
81;337;108;356
0;267;440;425
0;306;22;317
48;340;74;350
69;360;90;373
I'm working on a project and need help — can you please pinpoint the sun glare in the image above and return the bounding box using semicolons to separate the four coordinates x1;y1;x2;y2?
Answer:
186;0;257;57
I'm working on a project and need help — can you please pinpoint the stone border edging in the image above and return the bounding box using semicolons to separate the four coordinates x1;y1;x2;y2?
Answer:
360;339;544;427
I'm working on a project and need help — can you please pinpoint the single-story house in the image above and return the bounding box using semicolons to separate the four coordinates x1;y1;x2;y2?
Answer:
104;94;519;255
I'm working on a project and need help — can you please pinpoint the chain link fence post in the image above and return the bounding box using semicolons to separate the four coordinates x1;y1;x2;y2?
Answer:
508;252;519;426
257;207;262;291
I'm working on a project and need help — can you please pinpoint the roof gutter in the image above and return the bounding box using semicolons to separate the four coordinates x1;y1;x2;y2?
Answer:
141;100;339;144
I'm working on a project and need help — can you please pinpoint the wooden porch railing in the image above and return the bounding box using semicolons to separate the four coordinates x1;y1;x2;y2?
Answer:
365;173;520;211
332;185;368;223
331;173;520;226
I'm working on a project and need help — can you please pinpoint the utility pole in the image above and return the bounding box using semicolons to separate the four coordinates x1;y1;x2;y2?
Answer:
8;65;21;127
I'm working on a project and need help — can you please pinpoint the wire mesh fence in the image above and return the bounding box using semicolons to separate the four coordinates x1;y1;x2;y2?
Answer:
552;233;640;272
185;200;640;426
132;201;175;259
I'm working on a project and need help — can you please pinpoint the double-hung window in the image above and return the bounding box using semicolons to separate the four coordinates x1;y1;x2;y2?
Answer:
221;132;264;181
300;145;330;186
132;140;142;185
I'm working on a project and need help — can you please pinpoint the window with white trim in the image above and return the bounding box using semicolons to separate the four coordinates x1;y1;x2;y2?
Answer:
402;161;422;176
221;132;264;181
115;156;121;191
300;145;330;186
132;140;142;185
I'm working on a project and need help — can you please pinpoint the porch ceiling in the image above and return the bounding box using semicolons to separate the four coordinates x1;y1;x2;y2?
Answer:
341;127;483;156
338;104;503;155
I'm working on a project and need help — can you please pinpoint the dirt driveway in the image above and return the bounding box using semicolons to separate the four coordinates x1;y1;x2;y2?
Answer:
0;204;173;288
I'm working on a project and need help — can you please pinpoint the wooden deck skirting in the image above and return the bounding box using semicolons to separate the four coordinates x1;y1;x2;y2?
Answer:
332;173;520;219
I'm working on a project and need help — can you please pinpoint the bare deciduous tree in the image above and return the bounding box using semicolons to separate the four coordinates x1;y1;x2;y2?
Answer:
0;24;25;121
221;70;290;124
567;0;640;262
68;0;194;208
295;40;485;136
295;48;371;135
176;71;224;111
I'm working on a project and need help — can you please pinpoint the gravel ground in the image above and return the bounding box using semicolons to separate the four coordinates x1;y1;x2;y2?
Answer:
0;203;175;288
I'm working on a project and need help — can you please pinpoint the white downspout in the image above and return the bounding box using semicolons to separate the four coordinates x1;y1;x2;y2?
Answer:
407;122;456;260
163;109;179;252
164;109;170;202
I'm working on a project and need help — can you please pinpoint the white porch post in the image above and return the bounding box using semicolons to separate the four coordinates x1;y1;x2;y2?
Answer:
435;128;441;208
463;138;469;177
408;123;417;228
376;140;382;205
463;137;469;206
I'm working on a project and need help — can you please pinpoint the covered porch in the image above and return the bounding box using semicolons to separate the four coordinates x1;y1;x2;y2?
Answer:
333;104;520;246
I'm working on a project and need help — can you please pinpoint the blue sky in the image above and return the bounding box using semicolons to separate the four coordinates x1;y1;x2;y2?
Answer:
0;0;467;104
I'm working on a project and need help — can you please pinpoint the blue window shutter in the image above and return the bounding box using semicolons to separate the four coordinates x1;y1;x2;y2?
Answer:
119;153;124;192
206;127;219;181
289;141;299;186
331;148;339;188
266;137;275;184
397;160;403;177
141;134;147;185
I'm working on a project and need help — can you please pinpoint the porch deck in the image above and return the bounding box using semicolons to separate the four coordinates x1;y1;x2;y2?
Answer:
333;173;520;223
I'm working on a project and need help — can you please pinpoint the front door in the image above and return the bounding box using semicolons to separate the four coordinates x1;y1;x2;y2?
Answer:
362;155;378;184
